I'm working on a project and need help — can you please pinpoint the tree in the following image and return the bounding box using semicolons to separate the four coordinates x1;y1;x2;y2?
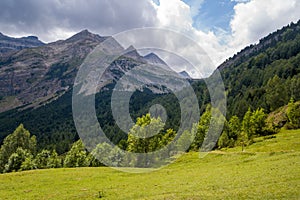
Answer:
218;131;230;148
290;76;300;101
35;150;61;169
286;99;300;128
228;116;241;141
191;105;211;150
160;129;176;147
242;108;253;139
91;142;125;167
242;108;268;139
176;130;194;152
127;114;164;154
237;131;248;152
20;154;37;171
4;148;31;173
0;124;36;173
251;108;267;135
127;114;165;167
64;140;89;168
265;75;289;111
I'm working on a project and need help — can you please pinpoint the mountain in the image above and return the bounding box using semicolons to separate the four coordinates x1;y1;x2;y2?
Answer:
123;45;144;61
0;20;299;153
0;30;108;112
0;30;184;152
179;71;192;79
0;29;184;113
143;53;167;66
217;20;300;118
0;32;44;56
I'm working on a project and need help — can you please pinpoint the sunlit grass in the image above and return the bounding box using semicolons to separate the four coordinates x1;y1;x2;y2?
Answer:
0;129;299;199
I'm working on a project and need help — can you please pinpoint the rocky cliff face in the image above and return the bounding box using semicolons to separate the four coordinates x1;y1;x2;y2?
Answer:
143;53;167;66
0;30;178;113
0;30;107;112
179;71;191;79
0;32;45;56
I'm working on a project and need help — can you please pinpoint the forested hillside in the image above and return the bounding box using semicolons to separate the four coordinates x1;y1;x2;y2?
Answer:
219;20;300;117
0;20;299;155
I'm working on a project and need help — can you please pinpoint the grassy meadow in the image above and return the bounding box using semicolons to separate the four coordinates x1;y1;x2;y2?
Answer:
0;129;299;200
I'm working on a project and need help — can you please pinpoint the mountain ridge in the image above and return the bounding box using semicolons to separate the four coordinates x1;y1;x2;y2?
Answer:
0;30;179;113
0;32;45;56
0;21;299;152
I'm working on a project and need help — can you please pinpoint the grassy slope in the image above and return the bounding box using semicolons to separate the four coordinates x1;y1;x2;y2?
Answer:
0;129;299;200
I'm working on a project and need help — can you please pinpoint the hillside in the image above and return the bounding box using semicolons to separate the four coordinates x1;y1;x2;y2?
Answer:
218;20;300;117
0;20;300;153
0;32;44;56
0;30;108;112
0;129;299;199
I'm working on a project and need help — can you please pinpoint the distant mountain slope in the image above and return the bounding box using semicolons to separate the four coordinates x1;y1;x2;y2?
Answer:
0;32;44;56
0;30;184;152
0;30;107;112
0;30;180;113
218;20;300;71
218;20;300;117
179;71;192;79
143;53;167;66
0;20;299;153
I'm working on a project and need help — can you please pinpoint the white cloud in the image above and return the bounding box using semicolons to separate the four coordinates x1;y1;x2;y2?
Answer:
150;0;300;77
230;0;250;3
154;0;193;30
0;0;299;78
0;0;157;42
185;0;205;17
150;0;231;77
230;0;300;50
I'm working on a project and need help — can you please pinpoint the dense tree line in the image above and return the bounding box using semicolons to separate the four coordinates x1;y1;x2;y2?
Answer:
1;99;299;173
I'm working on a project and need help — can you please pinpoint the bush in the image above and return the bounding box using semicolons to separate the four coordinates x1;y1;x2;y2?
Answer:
4;148;31;173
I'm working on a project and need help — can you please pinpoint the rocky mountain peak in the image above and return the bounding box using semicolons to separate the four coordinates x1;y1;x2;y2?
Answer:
124;45;143;61
22;35;40;40
66;29;105;43
143;53;167;66
0;32;45;55
179;71;192;79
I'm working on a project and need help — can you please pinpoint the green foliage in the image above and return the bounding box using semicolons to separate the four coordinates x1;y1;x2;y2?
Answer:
35;149;61;169
159;129;176;148
250;108;267;136
242;108;254;139
176;130;194;152
223;21;300;117
236;131;249;152
91;142;125;167
228;116;241;140
265;75;289;111
191;105;211;150
286;99;300;129
0;124;36;172
20;154;37;171
218;116;241;149
242;108;268;139
219;108;270;150
127;114;164;154
218;131;230;148
0;129;299;199
63;140;89;168
0;20;300;155
125;114;180;167
4;148;31;173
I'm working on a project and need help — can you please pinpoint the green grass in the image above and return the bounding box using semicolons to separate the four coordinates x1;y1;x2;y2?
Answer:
0;129;300;200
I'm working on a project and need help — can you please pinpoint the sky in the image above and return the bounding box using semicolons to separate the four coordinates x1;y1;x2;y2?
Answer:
0;0;300;77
